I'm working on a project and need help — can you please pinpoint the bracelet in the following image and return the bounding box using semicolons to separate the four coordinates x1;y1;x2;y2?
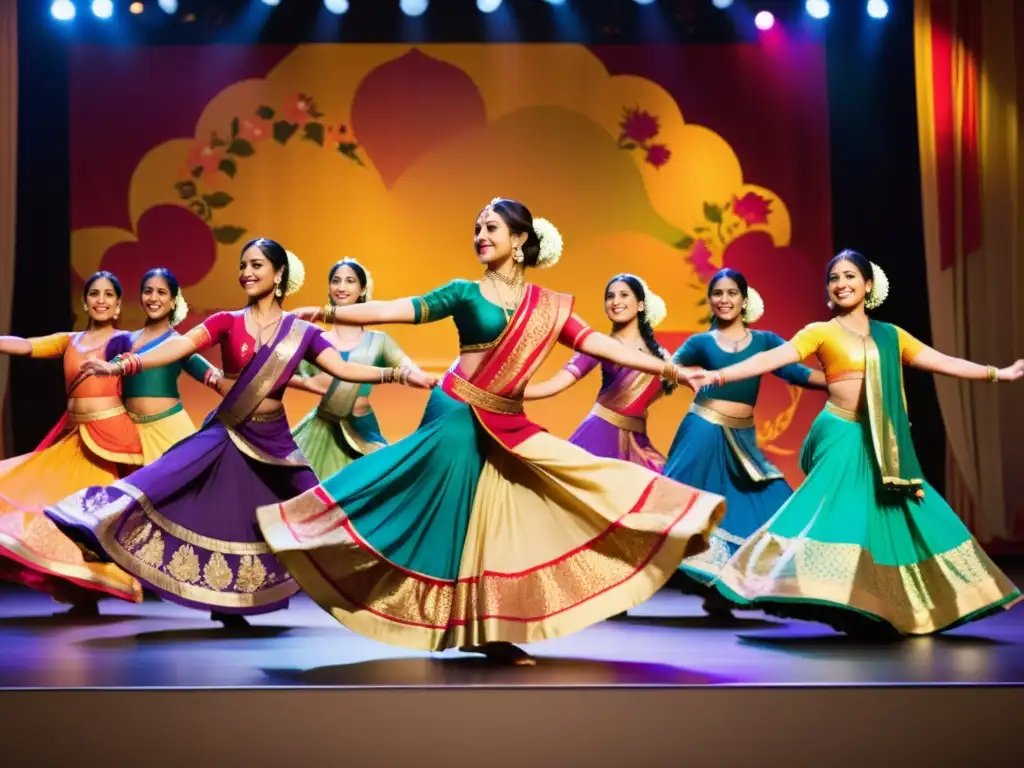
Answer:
716;371;727;386
379;367;394;384
660;360;676;383
116;352;142;376
987;365;999;383
321;304;334;324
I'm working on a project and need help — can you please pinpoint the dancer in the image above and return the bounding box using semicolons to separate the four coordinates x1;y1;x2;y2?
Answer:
666;268;826;617
0;271;143;611
524;273;673;472
46;239;434;628
110;268;224;463
289;259;421;478
257;198;725;665
690;250;1023;636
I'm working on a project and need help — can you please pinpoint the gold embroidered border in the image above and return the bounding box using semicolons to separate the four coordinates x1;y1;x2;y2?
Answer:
718;533;1023;635
688;402;754;429
115;481;272;555
78;426;144;467
824;401;860;422
129;403;184;424
247;408;286;423
220;321;305;428
0;530;143;602
825;371;865;384
70;405;128;424
601;368;656;413
414;297;430;324
593;404;646;433
448;374;524;414
318;333;384;419
224;428;308;467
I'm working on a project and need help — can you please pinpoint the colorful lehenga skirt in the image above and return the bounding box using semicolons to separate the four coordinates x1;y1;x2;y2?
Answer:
0;412;143;603
46;411;316;615
258;381;725;651
130;403;198;464
568;405;665;472
291;409;386;479
715;403;1022;635
664;403;792;587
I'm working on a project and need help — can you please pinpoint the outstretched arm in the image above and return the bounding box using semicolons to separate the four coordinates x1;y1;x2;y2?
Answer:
293;300;417;326
524;370;579;401
578;331;695;384
697;343;803;389
907;347;1024;382
0;336;32;356
79;334;199;378
312;349;436;390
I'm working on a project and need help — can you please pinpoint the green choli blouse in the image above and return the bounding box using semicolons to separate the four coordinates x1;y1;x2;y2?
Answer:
412;279;512;350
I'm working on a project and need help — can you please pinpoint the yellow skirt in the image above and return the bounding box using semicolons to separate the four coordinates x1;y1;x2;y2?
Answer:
0;429;143;602
131;406;198;464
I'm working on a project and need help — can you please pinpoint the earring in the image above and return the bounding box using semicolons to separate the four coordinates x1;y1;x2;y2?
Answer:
275;278;283;298
826;301;834;310
514;244;525;263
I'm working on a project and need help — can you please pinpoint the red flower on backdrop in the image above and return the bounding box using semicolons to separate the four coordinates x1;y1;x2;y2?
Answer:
238;116;271;143
185;142;224;177
689;238;716;282
645;143;671;169
326;124;348;145
732;191;773;226
282;93;316;126
619;108;660;144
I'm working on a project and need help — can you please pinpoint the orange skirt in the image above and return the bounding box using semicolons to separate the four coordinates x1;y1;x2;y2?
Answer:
0;413;143;603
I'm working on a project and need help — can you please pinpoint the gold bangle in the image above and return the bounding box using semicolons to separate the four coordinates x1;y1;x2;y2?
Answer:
987;365;999;383
660;360;675;383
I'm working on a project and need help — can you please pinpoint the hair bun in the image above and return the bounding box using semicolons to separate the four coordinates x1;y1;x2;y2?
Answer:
532;217;563;268
865;261;889;310
742;286;764;324
169;291;189;327
635;276;667;328
285;251;306;297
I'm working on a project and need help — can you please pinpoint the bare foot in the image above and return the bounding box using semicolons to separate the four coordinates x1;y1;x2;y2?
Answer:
459;641;536;666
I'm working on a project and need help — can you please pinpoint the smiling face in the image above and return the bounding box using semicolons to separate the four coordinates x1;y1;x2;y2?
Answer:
604;280;643;325
474;207;524;267
238;245;281;300
329;265;364;307
85;278;121;324
827;258;872;311
140;275;174;322
709;276;745;324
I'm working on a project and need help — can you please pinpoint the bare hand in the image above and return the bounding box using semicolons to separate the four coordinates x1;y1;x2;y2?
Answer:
999;360;1024;382
292;306;321;322
80;359;119;377
687;369;719;392
406;369;438;390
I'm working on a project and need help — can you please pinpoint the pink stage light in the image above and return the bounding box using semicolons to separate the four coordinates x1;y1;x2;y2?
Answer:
754;11;775;31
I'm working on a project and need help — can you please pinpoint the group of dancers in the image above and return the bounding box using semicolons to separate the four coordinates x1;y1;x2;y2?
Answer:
0;196;1021;663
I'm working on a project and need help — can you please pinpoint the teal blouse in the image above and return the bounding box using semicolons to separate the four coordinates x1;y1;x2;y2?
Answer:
672;330;814;406
119;330;217;399
412;279;510;350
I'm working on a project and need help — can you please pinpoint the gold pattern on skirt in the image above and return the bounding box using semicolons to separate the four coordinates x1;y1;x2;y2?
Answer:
593;404;646;433
166;544;201;584
448;374;524;414
203;552;233;591
718;532;1022;634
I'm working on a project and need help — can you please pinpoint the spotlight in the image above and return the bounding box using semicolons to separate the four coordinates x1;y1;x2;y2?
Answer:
51;0;76;20
324;0;349;13
805;0;829;19
129;1;143;13
754;10;774;30
157;0;176;12
711;0;734;9
867;0;889;19
400;0;428;16
543;0;567;5
633;0;657;5
261;0;281;6
91;0;113;19
477;0;502;11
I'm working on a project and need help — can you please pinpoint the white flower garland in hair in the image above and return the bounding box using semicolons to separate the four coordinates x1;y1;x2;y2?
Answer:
169;291;189;327
284;250;306;297
532;217;563;268
742;286;765;324
635;277;668;328
361;264;375;301
865;261;889;310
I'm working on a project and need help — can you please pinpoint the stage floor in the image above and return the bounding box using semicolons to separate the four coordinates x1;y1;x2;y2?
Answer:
2;578;1023;689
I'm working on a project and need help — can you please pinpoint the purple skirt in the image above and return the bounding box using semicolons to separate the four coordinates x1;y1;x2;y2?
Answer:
568;412;666;473
46;415;316;615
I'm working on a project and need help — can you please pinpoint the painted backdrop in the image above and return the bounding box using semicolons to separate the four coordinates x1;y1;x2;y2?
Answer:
70;42;832;482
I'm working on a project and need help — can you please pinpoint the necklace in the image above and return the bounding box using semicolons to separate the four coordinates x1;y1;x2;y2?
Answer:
485;267;523;288
247;308;284;352
834;316;869;339
714;328;750;353
485;270;523;315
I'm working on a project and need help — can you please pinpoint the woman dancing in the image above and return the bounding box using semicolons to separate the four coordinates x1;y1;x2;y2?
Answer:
46;239;434;628
110;268;224;464
690;250;1023;636
289;259;421;478
257;198;725;665
0;271;143;612
524;273;674;472
666;268;826;617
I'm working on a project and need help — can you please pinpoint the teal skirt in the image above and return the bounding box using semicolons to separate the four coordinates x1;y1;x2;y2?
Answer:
664;411;792;588
715;404;1021;636
291;410;387;480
